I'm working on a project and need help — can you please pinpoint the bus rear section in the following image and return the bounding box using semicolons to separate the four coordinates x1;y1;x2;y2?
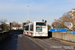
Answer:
34;22;48;37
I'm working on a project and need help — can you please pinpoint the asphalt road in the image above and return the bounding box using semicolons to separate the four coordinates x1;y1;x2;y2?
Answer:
1;32;75;50
22;35;75;50
17;35;43;50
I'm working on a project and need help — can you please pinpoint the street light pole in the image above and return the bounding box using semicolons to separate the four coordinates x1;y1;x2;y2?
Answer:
28;6;29;21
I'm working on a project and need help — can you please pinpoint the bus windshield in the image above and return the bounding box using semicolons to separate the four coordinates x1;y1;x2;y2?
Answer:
36;22;46;26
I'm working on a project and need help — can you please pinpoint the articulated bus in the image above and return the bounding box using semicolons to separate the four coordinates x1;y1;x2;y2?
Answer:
23;21;48;37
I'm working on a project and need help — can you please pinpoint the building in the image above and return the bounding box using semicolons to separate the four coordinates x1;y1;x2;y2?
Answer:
72;8;75;26
18;22;23;30
67;8;75;29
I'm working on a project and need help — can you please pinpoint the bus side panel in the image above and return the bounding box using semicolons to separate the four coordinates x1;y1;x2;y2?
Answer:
32;22;35;36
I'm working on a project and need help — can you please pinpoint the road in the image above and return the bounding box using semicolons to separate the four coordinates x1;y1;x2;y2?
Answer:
1;32;75;50
18;35;75;50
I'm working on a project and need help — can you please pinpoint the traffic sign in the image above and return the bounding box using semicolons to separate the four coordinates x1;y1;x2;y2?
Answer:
70;31;75;33
50;29;67;32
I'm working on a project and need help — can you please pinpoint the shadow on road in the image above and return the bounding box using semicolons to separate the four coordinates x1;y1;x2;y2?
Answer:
0;31;23;50
48;31;52;38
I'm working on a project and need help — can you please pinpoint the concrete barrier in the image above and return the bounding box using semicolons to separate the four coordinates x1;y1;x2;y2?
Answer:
52;32;75;42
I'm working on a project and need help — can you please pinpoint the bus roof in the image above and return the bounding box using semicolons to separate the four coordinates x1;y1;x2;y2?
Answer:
24;21;45;26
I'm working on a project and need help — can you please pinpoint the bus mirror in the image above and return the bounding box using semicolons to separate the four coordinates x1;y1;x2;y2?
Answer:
45;20;47;23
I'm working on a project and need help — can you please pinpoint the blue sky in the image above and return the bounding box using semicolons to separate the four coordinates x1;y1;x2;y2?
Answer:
0;0;75;24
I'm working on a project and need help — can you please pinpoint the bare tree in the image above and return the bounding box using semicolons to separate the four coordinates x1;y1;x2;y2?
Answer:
52;13;73;28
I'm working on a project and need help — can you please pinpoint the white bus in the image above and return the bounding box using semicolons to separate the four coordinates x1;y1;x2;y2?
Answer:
23;21;48;37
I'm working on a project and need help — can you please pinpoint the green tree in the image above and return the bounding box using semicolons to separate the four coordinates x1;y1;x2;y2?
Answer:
0;19;9;32
23;22;26;29
42;19;44;22
1;24;10;31
73;25;75;31
23;22;26;25
47;24;51;30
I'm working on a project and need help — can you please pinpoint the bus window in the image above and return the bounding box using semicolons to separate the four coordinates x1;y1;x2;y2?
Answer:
25;25;29;31
30;24;33;31
36;22;46;26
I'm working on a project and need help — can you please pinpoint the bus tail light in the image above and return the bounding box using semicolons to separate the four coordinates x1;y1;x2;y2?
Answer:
31;33;33;34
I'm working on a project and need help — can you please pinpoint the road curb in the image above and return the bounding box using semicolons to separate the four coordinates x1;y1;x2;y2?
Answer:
51;37;75;46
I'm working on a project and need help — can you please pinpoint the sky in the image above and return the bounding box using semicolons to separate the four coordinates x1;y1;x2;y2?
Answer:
0;0;75;25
